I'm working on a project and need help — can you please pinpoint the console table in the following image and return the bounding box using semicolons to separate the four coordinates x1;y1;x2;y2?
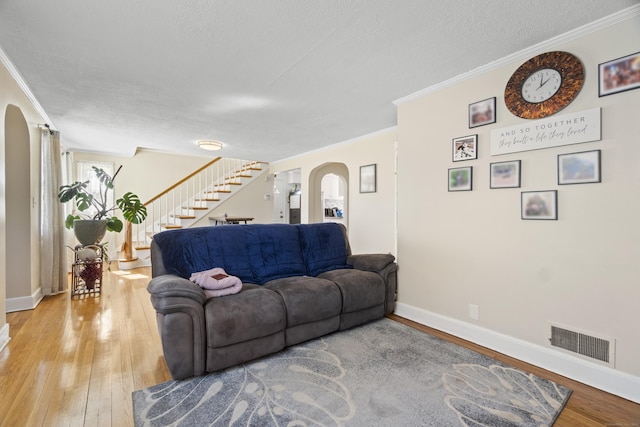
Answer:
210;216;254;225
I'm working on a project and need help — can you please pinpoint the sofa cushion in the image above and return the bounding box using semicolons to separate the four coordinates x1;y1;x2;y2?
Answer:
205;286;286;348
318;268;385;313
246;224;307;284
153;227;256;283
296;223;352;276
264;276;342;326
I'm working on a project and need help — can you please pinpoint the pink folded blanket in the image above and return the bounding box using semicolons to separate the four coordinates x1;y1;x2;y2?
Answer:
189;267;242;298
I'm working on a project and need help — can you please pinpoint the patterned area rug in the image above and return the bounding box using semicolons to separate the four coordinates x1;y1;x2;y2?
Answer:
133;318;571;426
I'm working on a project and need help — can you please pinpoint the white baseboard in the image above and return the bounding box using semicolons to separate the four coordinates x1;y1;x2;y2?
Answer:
6;287;43;313
395;302;640;404
0;323;10;354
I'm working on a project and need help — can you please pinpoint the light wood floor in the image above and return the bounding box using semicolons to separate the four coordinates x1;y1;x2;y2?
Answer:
1;267;638;426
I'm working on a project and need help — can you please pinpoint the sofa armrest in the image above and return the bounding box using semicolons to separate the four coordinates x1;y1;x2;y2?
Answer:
147;274;207;304
348;253;395;272
348;254;398;315
147;274;207;379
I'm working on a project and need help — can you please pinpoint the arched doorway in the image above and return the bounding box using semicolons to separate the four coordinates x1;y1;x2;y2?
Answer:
308;163;349;227
4;104;32;306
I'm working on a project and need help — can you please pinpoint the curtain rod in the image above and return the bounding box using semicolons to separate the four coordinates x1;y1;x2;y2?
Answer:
38;123;56;135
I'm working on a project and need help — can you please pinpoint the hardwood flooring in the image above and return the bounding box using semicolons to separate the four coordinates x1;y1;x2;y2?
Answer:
0;267;638;426
0;267;171;427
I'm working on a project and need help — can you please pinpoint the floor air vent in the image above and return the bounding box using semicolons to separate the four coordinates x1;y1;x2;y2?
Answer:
548;323;615;367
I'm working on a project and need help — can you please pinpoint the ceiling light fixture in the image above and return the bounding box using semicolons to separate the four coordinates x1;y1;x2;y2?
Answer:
198;140;223;151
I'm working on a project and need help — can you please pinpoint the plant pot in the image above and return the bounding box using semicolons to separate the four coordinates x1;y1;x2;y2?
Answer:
73;219;108;246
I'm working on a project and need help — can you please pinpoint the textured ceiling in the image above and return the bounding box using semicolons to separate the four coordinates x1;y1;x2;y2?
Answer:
0;1;637;161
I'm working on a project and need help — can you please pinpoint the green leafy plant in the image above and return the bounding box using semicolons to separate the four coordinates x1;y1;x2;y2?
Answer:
58;165;147;233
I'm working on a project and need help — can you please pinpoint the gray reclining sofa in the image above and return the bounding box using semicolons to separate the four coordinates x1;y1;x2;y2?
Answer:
148;222;397;379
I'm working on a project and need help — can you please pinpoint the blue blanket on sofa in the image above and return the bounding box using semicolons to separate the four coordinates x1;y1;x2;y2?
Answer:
153;223;352;285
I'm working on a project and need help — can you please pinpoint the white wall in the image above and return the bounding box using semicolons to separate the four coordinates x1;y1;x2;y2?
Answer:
192;169;275;227
74;150;275;234
396;14;640;389
72;150;213;249
270;127;397;255
72;150;213;203
0;56;47;342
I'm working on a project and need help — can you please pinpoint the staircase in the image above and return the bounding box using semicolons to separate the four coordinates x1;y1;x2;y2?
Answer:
118;157;267;270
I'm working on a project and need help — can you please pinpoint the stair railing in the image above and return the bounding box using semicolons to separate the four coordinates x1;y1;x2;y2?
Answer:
131;157;264;248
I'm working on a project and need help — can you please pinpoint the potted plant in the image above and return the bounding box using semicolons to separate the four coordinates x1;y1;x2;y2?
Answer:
79;261;102;290
58;165;147;246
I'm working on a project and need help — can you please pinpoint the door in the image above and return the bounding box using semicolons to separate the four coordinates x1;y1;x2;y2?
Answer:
273;175;286;223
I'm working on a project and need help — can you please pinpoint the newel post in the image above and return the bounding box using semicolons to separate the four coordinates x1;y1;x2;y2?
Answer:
122;221;134;261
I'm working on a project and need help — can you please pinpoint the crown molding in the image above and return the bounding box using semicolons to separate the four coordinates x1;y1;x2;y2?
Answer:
0;45;54;126
394;4;640;106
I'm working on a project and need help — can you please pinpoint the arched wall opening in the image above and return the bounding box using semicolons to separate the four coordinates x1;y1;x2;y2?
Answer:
308;163;349;226
4;104;32;302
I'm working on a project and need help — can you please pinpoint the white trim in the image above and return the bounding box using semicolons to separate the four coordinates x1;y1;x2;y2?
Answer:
395;302;640;404
393;4;640;105
6;287;43;313
0;46;54;126
0;323;10;354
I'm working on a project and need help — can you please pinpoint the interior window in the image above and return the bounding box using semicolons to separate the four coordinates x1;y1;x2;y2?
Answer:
76;160;115;217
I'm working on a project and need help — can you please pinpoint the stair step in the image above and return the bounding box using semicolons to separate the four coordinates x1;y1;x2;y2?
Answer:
138;159;267;239
161;224;182;229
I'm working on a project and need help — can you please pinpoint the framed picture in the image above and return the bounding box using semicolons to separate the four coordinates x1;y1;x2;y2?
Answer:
359;164;376;193
558;150;601;185
598;51;640;97
469;97;496;128
452;134;478;162
490;160;521;189
521;190;557;220
448;166;472;192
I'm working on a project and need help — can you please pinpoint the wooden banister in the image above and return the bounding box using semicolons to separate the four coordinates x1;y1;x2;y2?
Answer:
143;157;222;205
128;158;268;254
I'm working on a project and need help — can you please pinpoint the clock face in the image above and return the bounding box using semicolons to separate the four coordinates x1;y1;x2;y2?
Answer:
505;51;584;119
521;68;561;103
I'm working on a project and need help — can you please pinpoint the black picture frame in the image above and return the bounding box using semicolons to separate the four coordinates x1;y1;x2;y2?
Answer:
452;134;478;162
598;51;640;97
558;150;601;185
469;97;496;128
359;164;376;193
490;160;521;189
448;166;472;192
521;190;557;220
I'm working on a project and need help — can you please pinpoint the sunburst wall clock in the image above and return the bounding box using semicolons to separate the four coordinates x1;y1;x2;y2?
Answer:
505;51;585;119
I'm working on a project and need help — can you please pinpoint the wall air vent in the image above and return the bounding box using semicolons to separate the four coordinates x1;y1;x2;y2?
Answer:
548;323;615;367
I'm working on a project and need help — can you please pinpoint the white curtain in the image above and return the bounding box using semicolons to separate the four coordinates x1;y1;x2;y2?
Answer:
40;128;67;294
